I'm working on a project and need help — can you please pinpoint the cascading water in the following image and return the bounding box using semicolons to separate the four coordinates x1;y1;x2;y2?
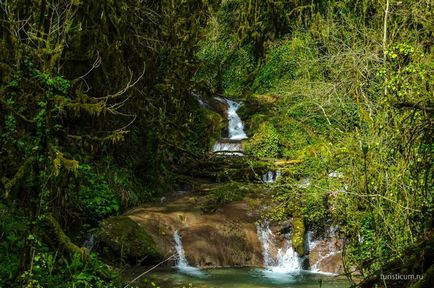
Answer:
256;222;302;278
223;98;248;140
262;171;281;184
173;231;205;277
83;234;95;251
212;97;248;155
256;223;274;266
212;140;243;156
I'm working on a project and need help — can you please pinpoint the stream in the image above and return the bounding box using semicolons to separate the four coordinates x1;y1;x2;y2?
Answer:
144;268;349;288
144;222;347;287
126;97;347;287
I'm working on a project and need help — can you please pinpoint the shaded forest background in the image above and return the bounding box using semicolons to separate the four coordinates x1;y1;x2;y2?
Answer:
0;0;432;287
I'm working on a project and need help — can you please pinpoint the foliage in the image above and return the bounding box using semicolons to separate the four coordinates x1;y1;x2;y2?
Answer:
244;122;281;158
252;39;304;93
77;164;120;222
0;204;29;286
197;0;433;284
194;7;256;98
0;0;433;287
201;182;249;213
1;0;210;286
221;45;255;97
0;203;119;288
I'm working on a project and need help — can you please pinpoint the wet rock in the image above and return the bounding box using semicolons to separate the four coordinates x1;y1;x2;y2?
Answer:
108;197;263;268
97;216;161;264
309;236;344;274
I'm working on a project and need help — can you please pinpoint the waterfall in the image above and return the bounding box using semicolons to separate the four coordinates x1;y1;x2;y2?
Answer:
173;231;205;277
214;97;247;140
212;97;247;155
212;140;243;156
262;171;281;183
83;234;95;251
307;231;319;251
256;223;274;266
225;99;248;140
256;222;302;274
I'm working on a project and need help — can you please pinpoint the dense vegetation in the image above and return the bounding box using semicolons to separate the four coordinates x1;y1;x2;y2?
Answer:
1;0;432;287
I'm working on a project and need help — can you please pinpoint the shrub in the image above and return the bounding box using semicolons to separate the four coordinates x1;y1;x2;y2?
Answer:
76;164;120;222
245;122;281;158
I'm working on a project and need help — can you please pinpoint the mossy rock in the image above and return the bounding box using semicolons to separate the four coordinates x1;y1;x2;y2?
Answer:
291;216;305;256
244;122;281;158
97;216;161;263
245;113;268;136
198;108;226;147
244;94;278;115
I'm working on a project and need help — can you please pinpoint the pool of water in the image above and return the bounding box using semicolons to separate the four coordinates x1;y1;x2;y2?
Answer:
137;268;350;288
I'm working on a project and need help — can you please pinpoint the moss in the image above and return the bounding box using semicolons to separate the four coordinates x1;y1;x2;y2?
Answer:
250;94;279;106
291;216;305;256
244;122;281;157
41;214;92;268
98;216;161;263
198;181;269;213
2;157;33;199
198;108;225;148
185;156;278;183
246;113;268;135
200;182;248;213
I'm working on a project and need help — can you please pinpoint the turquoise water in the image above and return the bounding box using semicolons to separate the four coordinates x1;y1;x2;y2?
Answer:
143;268;350;288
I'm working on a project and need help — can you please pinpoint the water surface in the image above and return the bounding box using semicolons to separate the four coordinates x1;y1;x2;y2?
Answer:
144;268;350;288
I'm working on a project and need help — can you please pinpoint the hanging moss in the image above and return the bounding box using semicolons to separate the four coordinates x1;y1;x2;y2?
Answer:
291;216;305;256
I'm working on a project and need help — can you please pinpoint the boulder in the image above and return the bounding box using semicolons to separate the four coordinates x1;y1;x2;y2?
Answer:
116;196;263;268
98;216;161;264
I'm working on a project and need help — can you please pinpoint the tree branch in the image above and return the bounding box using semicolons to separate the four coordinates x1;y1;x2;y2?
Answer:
0;89;35;124
394;102;434;113
1;157;34;198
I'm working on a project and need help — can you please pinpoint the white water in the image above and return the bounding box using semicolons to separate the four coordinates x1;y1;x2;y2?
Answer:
173;231;206;277
262;171;281;183
215;97;247;140
83;234;95;251
307;231;319;251
256;222;302;277
212;141;243;156
212;97;247;155
226;99;248;140
328;171;343;178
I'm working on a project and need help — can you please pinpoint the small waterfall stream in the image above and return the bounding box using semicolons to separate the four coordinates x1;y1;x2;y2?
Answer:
173;231;206;277
163;95;343;284
223;98;248;140
256;222;302;275
262;171;281;184
212;97;247;155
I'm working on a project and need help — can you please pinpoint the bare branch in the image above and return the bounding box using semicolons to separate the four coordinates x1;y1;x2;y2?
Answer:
92;63;146;100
